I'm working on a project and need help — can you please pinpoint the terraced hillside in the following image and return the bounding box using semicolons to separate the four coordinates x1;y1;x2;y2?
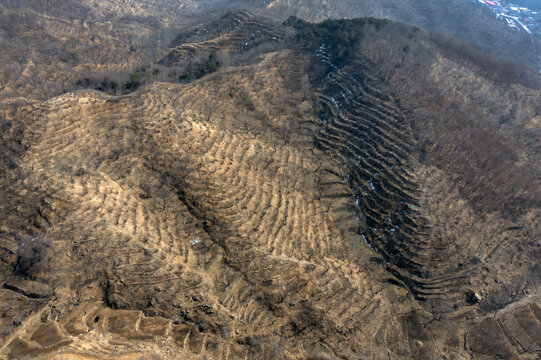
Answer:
265;0;541;69
310;47;540;313
312;55;438;300
1;0;540;102
0;0;250;101
160;10;287;66
0;50;400;359
0;7;540;360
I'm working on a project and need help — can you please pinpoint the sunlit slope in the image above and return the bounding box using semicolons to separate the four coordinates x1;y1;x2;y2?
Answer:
0;10;540;360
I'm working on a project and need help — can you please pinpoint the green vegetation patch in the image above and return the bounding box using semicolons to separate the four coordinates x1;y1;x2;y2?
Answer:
75;65;158;94
179;53;221;83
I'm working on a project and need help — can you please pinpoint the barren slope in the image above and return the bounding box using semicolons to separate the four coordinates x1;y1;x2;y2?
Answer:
0;9;540;360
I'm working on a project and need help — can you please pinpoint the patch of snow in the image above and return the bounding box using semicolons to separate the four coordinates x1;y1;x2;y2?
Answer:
362;234;372;248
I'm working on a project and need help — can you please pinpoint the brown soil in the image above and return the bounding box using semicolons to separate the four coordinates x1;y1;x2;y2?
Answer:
0;4;540;360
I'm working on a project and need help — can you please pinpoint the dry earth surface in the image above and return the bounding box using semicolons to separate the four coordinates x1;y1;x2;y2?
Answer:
0;1;540;360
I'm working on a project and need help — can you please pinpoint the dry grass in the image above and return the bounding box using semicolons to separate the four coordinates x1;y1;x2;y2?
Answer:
0;5;540;360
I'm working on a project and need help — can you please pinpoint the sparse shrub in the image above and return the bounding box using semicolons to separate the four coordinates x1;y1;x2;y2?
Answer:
75;76;122;94
179;53;221;82
196;315;210;332
242;336;262;347
14;234;51;277
124;73;141;91
100;77;110;90
430;32;541;89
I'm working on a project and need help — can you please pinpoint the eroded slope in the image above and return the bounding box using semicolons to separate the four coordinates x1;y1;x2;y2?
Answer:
0;11;540;360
